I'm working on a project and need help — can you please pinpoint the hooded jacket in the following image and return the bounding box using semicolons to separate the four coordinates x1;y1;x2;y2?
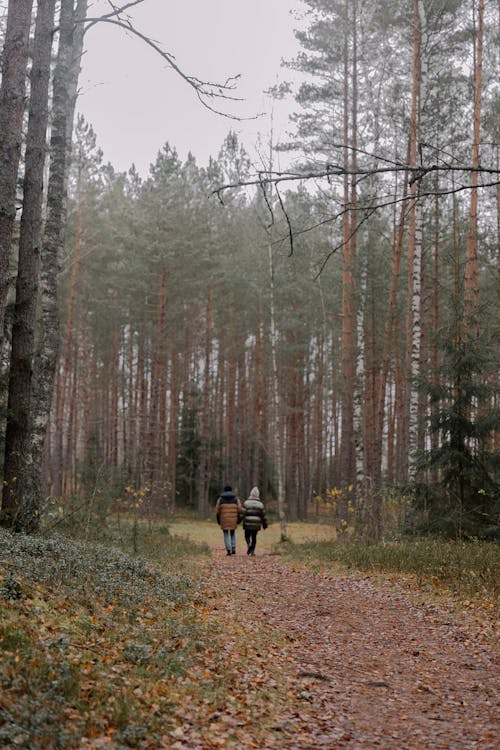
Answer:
215;490;242;531
242;487;267;531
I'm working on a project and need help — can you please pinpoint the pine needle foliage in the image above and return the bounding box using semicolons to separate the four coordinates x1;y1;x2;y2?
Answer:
412;332;500;539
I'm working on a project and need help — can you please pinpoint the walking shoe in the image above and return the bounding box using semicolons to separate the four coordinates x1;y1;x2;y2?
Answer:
247;548;251;555
231;550;236;554
226;550;232;556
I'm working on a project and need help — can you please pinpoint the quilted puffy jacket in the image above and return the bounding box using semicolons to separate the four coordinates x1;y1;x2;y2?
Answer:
242;487;267;531
215;491;242;530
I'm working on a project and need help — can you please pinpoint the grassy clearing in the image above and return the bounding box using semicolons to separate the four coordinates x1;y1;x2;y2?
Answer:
167;516;337;554
0;528;208;749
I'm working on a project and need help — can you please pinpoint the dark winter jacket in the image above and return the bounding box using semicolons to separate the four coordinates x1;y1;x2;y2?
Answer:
216;491;242;531
242;487;268;531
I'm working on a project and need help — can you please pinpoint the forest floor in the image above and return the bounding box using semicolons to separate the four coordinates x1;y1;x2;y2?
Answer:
0;522;498;749
157;530;499;750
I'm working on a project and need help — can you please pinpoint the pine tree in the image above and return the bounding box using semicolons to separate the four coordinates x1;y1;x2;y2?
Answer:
413;329;500;538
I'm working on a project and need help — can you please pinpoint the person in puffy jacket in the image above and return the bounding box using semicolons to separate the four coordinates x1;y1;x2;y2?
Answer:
242;486;268;556
215;484;242;556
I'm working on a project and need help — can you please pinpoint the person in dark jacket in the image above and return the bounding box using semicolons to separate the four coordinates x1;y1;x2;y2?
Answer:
215;485;242;556
243;486;267;556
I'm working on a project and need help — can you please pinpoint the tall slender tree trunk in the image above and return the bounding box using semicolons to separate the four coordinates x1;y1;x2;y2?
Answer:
350;0;366;528
386;373;396;484
464;0;484;336
313;334;325;499
137;318;149;484
251;318;265;488
340;0;356;491
355;255;369;533
198;288;212;517
376;136;411;491
225;296;236;481
405;0;425;483
145;269;167;505
168;347;180;510
125;321;136;477
268;236;287;540
2;0;56;530
24;0;88;519
0;0;34;349
394;354;406;484
80;320;92;467
65;339;79;495
109;329;119;471
297;357;307;519
237;346;248;488
430;188;440;479
53;162;84;497
494;144;500;454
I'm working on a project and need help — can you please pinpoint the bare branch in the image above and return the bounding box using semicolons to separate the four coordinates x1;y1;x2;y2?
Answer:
82;13;253;120
270;178;499;274
101;0;145;23
214;145;499;274
258;178;276;229
330;142;406;168
314;205;380;279
275;185;294;257
214;164;500;196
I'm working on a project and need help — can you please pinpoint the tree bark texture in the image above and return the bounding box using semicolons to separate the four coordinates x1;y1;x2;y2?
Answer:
464;0;485;336
2;0;56;530
24;0;88;518
0;0;34;349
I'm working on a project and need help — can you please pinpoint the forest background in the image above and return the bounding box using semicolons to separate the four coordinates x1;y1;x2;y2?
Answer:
0;0;499;541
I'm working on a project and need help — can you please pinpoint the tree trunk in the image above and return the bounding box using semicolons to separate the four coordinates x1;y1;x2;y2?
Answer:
268;236;287;540
251;318;265;489
2;0;56;530
52;157;84;497
405;0;425;483
198;288;212;517
0;0;34;349
376;136;411;491
145;268;167;506
430;188;440;480
340;0;356;491
24;0;88;519
168;346;180;510
312;334;324;499
464;0;484;336
225;298;236;481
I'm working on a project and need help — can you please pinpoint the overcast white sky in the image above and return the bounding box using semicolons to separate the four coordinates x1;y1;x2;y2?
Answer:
79;0;306;176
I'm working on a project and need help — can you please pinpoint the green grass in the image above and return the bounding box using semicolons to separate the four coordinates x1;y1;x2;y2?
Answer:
284;537;500;602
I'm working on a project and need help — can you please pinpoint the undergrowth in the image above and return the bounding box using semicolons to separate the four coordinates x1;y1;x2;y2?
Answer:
0;528;209;749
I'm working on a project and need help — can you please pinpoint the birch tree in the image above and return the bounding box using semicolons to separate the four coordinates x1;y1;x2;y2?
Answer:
0;0;34;349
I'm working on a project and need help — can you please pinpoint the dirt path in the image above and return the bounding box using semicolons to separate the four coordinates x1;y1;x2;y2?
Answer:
188;546;498;750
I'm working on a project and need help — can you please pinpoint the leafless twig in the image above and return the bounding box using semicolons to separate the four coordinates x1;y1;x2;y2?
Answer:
82;11;251;119
214;164;500;198
275;185;294;257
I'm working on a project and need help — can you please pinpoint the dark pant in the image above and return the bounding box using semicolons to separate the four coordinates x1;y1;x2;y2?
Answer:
245;529;258;553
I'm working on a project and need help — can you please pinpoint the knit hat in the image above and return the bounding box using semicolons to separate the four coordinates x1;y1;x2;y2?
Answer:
249;486;260;499
223;484;232;492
